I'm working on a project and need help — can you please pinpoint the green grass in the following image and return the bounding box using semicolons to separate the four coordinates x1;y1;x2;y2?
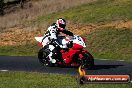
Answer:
85;27;132;60
0;71;131;88
29;0;132;26
0;43;40;56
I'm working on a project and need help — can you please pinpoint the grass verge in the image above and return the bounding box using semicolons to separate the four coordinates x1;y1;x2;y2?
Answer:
0;71;132;88
85;27;132;60
0;43;40;56
31;0;132;27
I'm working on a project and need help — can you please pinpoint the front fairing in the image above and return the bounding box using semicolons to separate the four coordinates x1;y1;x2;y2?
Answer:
71;35;86;48
58;35;86;48
72;43;83;50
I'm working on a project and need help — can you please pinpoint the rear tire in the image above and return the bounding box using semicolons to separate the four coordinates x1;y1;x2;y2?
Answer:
38;48;56;67
38;48;49;66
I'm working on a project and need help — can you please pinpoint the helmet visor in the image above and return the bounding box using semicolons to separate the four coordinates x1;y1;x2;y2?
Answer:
59;24;66;29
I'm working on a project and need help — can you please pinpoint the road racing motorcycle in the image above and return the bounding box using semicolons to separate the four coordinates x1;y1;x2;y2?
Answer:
35;34;94;68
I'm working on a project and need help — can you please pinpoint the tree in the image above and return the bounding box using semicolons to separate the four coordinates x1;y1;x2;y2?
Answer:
20;0;24;8
0;0;4;15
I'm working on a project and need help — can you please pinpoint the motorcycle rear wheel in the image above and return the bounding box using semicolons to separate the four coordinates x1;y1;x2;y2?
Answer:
38;48;57;67
38;47;59;67
38;48;49;66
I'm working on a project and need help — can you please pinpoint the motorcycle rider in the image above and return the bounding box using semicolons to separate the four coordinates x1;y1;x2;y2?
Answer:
42;18;74;64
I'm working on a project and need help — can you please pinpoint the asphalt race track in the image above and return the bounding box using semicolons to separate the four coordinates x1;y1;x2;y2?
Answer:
0;56;132;80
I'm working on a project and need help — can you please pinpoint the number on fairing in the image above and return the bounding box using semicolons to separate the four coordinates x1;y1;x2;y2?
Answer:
77;36;82;41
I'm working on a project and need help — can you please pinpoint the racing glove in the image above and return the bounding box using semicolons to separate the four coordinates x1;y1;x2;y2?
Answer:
67;41;73;48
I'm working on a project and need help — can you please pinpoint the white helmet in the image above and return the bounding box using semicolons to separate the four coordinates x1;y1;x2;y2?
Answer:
56;18;66;31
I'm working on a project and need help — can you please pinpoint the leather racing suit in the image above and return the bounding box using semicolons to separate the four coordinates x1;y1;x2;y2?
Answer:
42;23;73;63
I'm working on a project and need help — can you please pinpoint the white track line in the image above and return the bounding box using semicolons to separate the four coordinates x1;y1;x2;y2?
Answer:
100;59;109;60
0;70;9;72
115;59;125;62
100;59;125;62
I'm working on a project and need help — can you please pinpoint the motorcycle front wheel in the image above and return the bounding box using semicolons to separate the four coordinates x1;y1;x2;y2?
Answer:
81;52;94;69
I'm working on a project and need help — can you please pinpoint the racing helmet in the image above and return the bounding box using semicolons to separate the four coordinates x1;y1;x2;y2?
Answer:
56;18;66;31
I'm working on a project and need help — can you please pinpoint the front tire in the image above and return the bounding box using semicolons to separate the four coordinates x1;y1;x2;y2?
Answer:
81;52;94;69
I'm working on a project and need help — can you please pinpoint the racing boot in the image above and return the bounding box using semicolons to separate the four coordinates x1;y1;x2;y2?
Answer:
48;52;56;64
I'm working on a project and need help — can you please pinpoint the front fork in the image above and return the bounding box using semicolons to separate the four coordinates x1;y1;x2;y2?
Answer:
78;53;85;68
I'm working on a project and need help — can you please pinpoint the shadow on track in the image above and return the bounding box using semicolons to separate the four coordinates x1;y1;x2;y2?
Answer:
39;64;124;70
89;65;124;70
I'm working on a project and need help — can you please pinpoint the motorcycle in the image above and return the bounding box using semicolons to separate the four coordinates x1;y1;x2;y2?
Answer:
35;34;94;68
